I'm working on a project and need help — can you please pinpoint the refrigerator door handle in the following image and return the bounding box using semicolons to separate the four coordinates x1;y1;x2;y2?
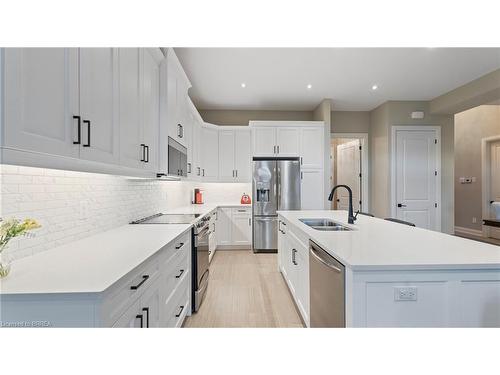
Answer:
277;164;281;209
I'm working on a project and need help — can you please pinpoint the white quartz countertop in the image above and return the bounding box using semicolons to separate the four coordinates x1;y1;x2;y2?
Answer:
0;202;251;295
278;210;500;271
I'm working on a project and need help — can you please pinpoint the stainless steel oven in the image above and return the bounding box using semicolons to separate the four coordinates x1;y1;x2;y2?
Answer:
192;215;210;312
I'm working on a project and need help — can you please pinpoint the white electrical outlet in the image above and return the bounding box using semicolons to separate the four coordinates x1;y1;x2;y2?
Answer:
472;217;477;224
394;286;417;301
79;200;89;220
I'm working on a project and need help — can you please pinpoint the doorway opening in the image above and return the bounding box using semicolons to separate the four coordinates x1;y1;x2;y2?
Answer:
330;133;369;213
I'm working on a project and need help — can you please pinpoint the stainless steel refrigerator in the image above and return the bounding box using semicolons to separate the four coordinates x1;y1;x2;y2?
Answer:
252;158;301;252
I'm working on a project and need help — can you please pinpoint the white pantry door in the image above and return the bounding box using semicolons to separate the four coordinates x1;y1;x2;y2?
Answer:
395;129;438;230
336;140;361;212
489;140;500;240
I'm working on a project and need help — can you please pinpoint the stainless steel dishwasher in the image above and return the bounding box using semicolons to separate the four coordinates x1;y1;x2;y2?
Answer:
309;240;345;327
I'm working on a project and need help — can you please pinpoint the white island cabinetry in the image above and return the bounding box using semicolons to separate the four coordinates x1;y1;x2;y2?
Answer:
278;210;500;328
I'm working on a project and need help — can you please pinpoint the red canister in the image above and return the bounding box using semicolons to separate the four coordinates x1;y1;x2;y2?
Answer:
241;193;251;205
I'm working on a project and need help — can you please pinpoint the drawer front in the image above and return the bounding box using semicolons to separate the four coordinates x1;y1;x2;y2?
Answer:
163;272;190;328
160;243;190;303
158;231;191;266
232;207;251;216
103;255;160;326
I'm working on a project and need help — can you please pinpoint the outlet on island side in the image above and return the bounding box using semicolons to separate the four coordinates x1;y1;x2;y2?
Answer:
394;286;418;301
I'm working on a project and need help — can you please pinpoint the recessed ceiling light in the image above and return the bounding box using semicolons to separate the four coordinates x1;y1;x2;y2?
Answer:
372;84;378;90
307;84;312;89
241;83;246;88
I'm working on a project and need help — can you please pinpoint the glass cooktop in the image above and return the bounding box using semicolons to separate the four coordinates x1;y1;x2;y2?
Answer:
130;213;201;224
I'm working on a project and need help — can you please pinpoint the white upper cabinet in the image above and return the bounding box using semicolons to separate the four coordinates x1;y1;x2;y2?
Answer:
300;126;324;169
119;48;143;169
276;127;300;156
141;48;162;172
163;49;191;147
234;129;252;182
251;123;305;157
200;124;219;180
2;48;80;158
252;126;276;157
218;130;236;181
79;48;120;165
218;128;251;182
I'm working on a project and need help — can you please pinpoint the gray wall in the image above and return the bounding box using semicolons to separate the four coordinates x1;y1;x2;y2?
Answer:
199;110;313;126
454;105;500;231
331;111;370;133
369;101;455;234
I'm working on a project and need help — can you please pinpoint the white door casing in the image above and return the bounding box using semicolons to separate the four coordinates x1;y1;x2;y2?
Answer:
489;140;500;239
392;127;441;230
336;140;361;212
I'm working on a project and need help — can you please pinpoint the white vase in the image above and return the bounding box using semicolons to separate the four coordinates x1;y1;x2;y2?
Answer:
0;251;12;278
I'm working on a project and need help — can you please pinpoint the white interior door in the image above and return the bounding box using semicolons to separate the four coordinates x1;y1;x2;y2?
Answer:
489;140;500;239
336;140;361;212
395;129;438;230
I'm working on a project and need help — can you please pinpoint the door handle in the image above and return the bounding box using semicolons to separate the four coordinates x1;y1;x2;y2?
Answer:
397;203;407;208
175;305;185;318
130;275;149;290
235;169;238;178
73;115;81;144
136;314;143;328
83;120;91;147
140;144;145;162
145;145;149;163
277;145;279;154
175;269;185;279
142;307;149;328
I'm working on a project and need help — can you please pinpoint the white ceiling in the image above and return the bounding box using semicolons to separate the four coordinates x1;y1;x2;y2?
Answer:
174;48;500;111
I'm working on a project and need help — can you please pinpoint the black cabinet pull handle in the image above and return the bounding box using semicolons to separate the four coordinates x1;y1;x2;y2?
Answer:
130;275;149;290
175;305;185;318
188;163;191;173
175;242;184;250
83;120;91;147
73;115;81;144
136;314;143;328
175;269;184;279
292;249;298;265
140;144;145;162
145;145;149;163
397;203;407;208
142;307;149;328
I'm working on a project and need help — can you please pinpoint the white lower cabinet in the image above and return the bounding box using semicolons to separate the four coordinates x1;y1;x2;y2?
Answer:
216;207;252;249
232;209;252;246
277;216;310;326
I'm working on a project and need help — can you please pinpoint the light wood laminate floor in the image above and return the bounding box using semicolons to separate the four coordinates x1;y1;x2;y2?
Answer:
184;250;304;328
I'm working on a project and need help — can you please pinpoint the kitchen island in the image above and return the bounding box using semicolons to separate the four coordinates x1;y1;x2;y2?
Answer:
277;210;500;328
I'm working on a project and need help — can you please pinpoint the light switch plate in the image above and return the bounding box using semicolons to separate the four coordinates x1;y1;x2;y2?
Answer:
394;286;417;301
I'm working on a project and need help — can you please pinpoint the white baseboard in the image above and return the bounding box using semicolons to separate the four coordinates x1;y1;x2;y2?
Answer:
454;226;484;237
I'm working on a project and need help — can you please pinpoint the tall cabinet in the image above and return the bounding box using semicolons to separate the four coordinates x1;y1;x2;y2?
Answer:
250;121;326;210
218;127;251;182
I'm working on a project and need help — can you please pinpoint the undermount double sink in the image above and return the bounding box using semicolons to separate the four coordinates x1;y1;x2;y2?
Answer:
299;218;353;231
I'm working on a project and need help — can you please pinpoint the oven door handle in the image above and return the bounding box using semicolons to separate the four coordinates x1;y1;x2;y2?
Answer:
196;226;210;238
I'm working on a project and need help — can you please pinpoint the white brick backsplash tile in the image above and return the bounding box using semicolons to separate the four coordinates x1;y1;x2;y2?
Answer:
1;164;248;262
2;174;33;184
